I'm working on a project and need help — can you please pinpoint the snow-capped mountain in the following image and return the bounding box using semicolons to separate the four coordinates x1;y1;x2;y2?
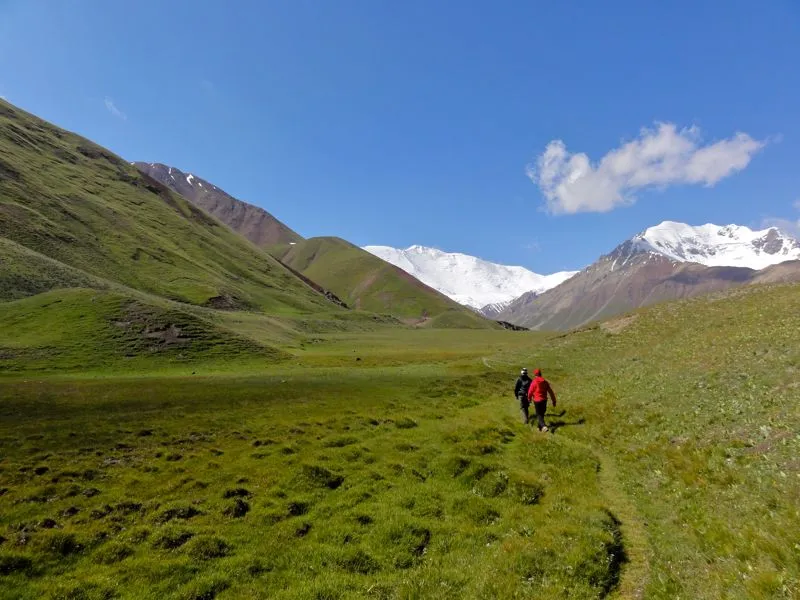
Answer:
623;221;800;270
498;221;800;331
362;245;577;310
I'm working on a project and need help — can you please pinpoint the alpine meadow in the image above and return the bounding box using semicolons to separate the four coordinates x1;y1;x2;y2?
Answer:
2;6;800;598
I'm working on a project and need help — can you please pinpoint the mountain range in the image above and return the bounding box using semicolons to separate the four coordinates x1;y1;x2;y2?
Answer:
133;158;488;327
3;97;798;340
497;221;800;330
133;151;800;332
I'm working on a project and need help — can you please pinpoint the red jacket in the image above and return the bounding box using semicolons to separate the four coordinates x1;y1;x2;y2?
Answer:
527;376;556;403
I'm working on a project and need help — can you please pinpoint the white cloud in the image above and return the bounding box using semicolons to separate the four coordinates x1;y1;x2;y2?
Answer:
528;123;767;214
104;97;126;120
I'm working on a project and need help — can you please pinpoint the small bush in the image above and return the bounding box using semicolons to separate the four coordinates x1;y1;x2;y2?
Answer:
185;536;230;560
394;417;418;429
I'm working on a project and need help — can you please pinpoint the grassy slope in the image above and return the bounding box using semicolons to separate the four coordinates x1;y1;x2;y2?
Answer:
0;283;798;598
0;288;411;375
0;100;331;315
276;237;495;328
503;282;800;598
0;289;288;373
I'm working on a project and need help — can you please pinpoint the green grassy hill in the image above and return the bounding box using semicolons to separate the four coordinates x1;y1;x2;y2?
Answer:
0;288;289;373
274;236;495;327
0;100;331;315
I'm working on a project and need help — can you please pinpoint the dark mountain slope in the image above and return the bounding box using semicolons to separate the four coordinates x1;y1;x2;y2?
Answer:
134;162;302;247
499;241;800;331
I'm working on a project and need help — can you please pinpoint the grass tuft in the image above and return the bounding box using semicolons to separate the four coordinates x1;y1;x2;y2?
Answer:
150;527;194;550
185;536;231;560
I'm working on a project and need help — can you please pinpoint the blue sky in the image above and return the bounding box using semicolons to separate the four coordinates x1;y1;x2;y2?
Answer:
2;0;799;272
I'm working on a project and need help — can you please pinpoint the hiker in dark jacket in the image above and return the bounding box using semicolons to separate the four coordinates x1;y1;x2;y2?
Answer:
514;368;533;424
527;368;557;432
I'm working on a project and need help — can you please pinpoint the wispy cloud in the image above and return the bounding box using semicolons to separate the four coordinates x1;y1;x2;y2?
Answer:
763;217;800;237
521;241;540;253
104;96;127;120
528;123;767;215
200;79;215;94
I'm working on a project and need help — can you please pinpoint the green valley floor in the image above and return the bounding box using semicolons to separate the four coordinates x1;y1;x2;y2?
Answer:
1;283;799;599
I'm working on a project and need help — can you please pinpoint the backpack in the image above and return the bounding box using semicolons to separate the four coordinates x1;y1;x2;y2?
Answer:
517;377;531;399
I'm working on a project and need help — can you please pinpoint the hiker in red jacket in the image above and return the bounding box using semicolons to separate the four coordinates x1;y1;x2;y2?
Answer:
527;368;557;432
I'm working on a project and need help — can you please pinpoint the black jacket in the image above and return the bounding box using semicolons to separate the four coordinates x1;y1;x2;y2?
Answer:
514;375;532;399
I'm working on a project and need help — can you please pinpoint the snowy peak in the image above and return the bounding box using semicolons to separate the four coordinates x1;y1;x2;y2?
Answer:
625;221;800;270
139;162;217;191
363;245;577;310
134;161;302;246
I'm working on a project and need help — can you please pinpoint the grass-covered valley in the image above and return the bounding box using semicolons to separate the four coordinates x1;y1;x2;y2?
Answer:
2;283;799;599
1;97;799;599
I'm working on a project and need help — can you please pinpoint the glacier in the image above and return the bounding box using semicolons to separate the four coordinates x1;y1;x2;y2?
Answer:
363;245;577;310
